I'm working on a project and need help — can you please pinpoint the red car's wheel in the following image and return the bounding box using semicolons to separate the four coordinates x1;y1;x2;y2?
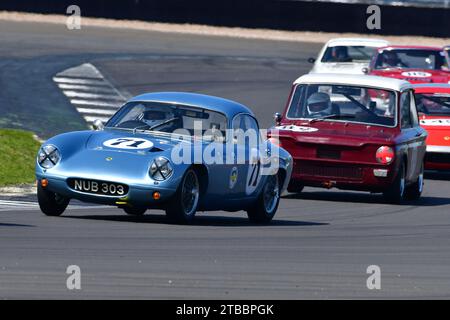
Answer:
383;161;406;203
404;162;424;200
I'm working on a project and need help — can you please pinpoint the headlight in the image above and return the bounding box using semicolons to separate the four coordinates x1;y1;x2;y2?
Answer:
149;157;173;181
37;145;61;169
376;146;394;165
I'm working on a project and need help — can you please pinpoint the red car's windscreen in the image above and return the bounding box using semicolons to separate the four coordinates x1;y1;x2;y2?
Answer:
286;84;397;127
416;94;450;116
374;49;447;70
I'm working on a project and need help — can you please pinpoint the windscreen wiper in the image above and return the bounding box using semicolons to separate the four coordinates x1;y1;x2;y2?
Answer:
309;114;356;123
148;117;180;131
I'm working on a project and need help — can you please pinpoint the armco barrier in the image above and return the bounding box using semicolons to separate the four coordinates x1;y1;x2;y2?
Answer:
0;0;449;37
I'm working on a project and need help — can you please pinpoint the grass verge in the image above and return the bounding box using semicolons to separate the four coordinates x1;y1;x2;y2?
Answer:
0;128;41;187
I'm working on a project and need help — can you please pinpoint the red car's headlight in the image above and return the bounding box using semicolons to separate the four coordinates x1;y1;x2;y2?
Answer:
376;146;394;164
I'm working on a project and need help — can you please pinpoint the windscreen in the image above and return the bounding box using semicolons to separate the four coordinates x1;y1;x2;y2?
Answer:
416;94;450;116
321;46;378;63
374;49;447;70
287;84;397;127
106;101;227;141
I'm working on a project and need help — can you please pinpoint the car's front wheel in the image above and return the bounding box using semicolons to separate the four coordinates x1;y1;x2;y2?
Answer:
165;169;200;224
123;207;147;216
37;184;70;216
404;162;424;200
247;174;280;224
383;161;406;203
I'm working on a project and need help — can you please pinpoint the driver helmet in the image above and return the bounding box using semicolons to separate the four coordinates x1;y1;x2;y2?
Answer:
332;46;349;61
307;92;332;116
142;109;173;127
382;51;401;67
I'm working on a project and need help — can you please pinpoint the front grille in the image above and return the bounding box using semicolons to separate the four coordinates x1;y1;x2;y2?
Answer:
426;153;450;163
317;147;341;160
295;162;363;179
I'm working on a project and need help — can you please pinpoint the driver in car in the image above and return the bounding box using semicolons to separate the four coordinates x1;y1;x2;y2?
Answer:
307;92;333;117
380;51;406;68
140;109;182;132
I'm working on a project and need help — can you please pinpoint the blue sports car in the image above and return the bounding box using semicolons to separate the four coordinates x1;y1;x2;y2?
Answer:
36;92;292;223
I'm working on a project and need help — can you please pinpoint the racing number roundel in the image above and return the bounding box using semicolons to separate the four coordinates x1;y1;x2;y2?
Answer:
103;137;154;150
246;161;262;195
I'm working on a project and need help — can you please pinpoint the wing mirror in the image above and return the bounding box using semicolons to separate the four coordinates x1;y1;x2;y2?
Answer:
274;112;282;126
92;119;104;131
307;57;316;64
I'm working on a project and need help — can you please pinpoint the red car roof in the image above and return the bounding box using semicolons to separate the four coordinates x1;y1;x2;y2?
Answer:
378;45;443;51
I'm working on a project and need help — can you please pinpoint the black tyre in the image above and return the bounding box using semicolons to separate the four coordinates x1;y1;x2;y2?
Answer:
383;161;406;203
247;174;280;224
404;162;424;201
287;180;304;193
37;184;70;216
123;207;147;216
165;169;200;224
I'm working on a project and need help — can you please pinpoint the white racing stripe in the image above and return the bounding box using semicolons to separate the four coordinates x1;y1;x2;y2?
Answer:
0;200;38;207
62;90;125;101
53;63;128;125
70;99;121;108
53;77;108;86
57;83;116;93
0;200;109;211
75;108;116;116
83;116;111;123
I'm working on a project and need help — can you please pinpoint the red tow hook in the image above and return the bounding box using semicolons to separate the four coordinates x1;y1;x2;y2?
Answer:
323;181;336;189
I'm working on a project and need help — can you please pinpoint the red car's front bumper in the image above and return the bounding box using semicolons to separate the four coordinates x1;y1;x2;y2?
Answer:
290;159;397;192
424;146;450;170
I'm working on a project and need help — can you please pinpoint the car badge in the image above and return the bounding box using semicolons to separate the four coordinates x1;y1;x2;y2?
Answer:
106;157;113;161
444;136;450;141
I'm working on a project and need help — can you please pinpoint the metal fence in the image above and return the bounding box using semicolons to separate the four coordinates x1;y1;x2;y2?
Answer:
298;0;450;8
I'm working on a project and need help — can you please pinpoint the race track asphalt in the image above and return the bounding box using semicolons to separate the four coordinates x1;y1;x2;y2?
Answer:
1;20;450;299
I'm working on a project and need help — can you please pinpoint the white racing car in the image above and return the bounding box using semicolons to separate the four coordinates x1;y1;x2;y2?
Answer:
308;38;389;75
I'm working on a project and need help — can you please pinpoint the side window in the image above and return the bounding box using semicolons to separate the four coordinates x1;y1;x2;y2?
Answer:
400;91;412;129
409;91;419;127
244;115;259;137
232;114;259;146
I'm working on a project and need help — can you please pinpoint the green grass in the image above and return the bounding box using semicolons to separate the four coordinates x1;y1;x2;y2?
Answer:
0;128;41;187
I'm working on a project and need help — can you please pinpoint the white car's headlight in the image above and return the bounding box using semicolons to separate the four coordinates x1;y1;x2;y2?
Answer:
149;157;173;181
37;145;61;169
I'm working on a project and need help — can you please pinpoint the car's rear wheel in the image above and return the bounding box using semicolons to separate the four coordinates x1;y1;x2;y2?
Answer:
404;162;424;200
37;184;70;216
247;174;280;224
123;207;147;216
383;161;406;203
165;169;200;224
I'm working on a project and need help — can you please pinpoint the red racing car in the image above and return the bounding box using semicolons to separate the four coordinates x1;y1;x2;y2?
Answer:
269;73;427;203
367;45;450;84
414;84;450;170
